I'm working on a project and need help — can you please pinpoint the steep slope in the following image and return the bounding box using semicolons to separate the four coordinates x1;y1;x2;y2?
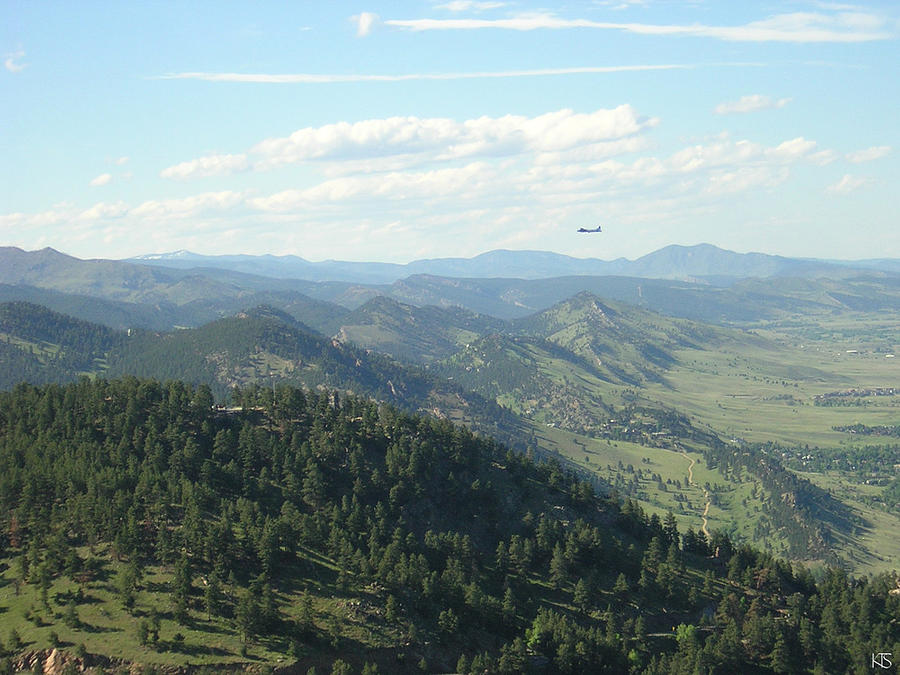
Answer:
437;333;614;433
332;296;506;363
1;378;896;674
511;292;723;386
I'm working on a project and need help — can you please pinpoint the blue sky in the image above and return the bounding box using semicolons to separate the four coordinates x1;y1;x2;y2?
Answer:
2;1;898;262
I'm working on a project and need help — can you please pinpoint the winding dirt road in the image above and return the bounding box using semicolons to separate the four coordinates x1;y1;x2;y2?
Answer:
679;450;711;539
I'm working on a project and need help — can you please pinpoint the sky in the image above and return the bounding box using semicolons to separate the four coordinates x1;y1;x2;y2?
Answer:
2;1;898;263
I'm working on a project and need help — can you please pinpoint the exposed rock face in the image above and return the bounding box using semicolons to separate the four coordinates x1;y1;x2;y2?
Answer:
16;649;85;675
12;649;285;674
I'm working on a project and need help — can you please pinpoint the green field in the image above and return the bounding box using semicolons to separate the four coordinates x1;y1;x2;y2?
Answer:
500;310;900;574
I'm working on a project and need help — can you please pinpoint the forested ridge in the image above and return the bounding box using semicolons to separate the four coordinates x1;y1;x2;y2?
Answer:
0;302;121;388
0;378;896;673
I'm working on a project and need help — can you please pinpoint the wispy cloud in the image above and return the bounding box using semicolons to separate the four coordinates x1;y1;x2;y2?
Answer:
89;173;112;187
810;2;863;10
4;50;26;73
351;12;379;37
158;63;691;84
599;0;651;9
160;154;249;180
435;1;508;11
827;173;871;193
382;10;893;42
846;145;891;163
714;94;791;115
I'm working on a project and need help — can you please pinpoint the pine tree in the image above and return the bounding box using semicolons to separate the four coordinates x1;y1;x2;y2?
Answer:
235;590;260;642
204;572;224;620
502;587;517;622
573;578;590;613
549;543;567;589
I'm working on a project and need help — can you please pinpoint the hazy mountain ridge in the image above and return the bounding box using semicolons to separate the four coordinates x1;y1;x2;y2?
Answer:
4;246;900;330
126;243;897;283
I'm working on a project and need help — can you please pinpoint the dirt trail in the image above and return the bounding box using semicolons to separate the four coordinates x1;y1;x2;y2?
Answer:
679;450;711;539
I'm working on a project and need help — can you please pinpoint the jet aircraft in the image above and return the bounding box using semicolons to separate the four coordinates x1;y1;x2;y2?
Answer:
577;225;602;233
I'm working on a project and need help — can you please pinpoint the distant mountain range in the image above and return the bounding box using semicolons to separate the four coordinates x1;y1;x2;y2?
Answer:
2;244;899;329
128;243;900;284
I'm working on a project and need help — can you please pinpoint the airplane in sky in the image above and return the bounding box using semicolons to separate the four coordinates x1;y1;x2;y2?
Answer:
577;225;602;233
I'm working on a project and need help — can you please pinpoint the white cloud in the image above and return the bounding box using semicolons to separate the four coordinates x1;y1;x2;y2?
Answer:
78;201;129;220
249;162;495;212
2;123;841;259
384;10;892;42
533;136;654;166
115;156;130;166
435;1;508;11
351;12;379;37
161;107;657;179
714;94;791;115
157;63;689;84
0;208;69;231
811;2;862;9
197;132;832;218
846;145;891;163
827;174;871;193
130;191;247;219
665;136;819;175
704;166;789;195
605;0;651;8
768;137;819;161
160;154;249;180
4;50;26;73
89;173;113;187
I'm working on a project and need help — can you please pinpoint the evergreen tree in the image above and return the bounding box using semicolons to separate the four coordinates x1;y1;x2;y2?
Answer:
573;577;590;613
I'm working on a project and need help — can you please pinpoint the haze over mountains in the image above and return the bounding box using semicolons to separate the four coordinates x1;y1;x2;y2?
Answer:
3;244;899;331
128;243;900;284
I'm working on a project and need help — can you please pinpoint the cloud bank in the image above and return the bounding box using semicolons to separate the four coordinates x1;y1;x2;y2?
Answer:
161;106;659;179
3;123;837;260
